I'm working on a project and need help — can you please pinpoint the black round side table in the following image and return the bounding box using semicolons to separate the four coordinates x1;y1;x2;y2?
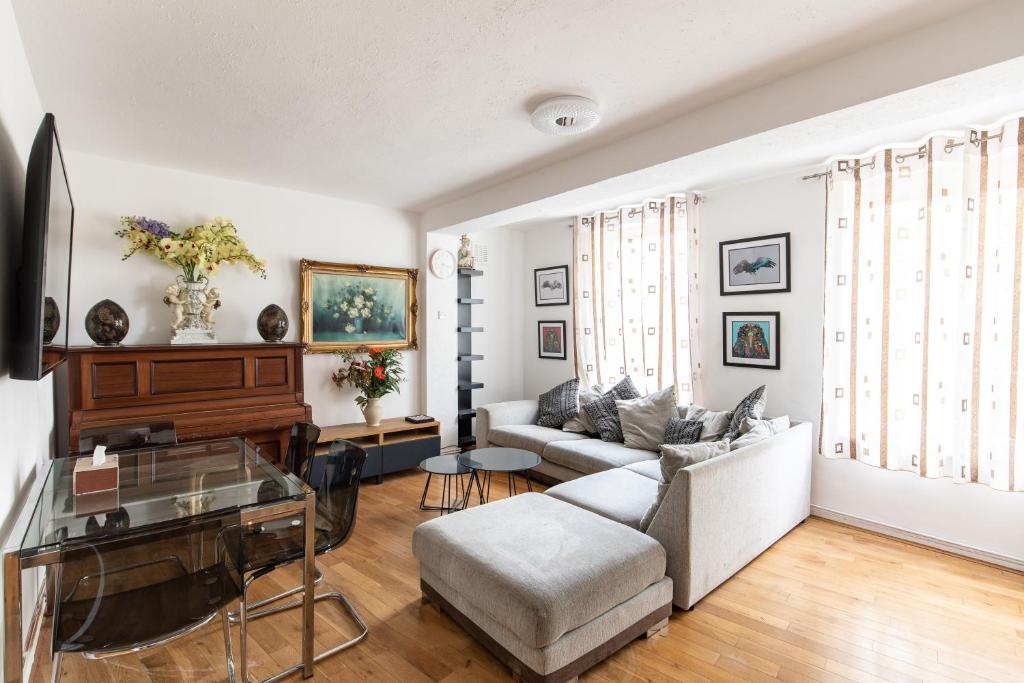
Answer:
418;455;472;515
457;447;541;508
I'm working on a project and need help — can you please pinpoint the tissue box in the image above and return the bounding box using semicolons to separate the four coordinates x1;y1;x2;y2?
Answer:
73;454;119;495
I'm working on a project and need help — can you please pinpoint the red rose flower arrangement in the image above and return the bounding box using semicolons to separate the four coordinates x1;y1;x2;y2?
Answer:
331;346;404;409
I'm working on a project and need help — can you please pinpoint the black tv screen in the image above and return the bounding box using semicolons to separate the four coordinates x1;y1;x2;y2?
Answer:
12;113;74;380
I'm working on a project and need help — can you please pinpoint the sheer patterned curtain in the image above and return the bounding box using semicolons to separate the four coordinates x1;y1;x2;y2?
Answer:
821;115;1024;492
572;195;700;402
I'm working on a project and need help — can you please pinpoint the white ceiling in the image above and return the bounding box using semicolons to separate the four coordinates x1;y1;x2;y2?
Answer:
14;0;986;211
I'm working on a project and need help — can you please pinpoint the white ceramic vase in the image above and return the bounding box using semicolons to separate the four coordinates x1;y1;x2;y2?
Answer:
362;398;383;427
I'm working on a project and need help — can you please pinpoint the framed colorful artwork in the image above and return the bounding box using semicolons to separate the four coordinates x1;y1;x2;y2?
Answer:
300;259;418;352
534;265;570;306
719;232;790;295
537;320;567;360
722;312;780;369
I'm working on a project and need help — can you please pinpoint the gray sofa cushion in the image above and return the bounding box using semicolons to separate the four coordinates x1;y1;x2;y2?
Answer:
536;378;580;428
487;424;587;453
545;468;659;529
543;438;657;475
640;440;730;531
412;493;667;649
624;459;664;482
617;386;677;451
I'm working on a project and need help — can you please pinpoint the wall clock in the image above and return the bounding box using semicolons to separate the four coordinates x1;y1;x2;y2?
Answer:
429;248;456;278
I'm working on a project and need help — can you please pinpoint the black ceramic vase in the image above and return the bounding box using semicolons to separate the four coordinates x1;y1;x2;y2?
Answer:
43;296;61;344
85;299;129;346
257;304;289;342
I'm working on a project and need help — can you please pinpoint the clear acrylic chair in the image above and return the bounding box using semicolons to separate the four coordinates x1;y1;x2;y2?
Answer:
51;511;243;681
226;438;368;682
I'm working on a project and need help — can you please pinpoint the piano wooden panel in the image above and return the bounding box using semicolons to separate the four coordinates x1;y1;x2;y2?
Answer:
68;343;311;466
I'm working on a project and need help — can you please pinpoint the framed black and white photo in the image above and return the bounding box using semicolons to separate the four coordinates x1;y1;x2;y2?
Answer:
723;312;780;369
537;320;567;360
534;265;569;306
719;232;790;295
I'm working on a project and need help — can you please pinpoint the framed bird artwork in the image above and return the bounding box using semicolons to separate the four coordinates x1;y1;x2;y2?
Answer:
719;232;791;295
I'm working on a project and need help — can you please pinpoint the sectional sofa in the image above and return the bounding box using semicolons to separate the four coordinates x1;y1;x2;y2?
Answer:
476;398;813;609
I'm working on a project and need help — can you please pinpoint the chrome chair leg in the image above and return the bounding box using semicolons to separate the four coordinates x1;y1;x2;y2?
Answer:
227;573;369;683
242;590;369;683
228;566;323;622
221;606;236;683
50;650;63;683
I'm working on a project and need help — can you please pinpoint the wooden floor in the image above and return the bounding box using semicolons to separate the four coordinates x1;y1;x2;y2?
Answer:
33;469;1024;682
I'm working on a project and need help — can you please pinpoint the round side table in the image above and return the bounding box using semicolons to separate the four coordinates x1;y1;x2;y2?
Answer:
418;455;471;515
457;447;541;507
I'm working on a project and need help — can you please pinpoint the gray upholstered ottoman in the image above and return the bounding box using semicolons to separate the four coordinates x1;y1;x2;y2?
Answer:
412;493;672;682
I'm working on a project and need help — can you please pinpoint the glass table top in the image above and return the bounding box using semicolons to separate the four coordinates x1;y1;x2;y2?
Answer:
457;448;541;473
419;455;471;475
19;438;308;559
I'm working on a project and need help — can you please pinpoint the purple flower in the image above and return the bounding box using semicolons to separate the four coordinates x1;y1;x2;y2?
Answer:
127;216;173;238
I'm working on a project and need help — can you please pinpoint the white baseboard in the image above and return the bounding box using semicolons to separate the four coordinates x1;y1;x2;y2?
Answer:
809;505;1024;573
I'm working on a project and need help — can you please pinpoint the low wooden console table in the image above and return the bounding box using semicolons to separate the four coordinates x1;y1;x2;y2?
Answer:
318;418;440;483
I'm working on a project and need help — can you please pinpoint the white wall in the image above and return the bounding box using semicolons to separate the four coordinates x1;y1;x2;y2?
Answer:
422;228;525;448
521;220;575;398
64;152;422;426
699;172;1024;562
470;227;524;407
0;0;52;668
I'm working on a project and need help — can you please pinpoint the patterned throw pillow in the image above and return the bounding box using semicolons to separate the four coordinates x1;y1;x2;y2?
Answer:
581;377;641;442
562;384;607;433
537;378;580;428
724;385;768;441
663;417;703;446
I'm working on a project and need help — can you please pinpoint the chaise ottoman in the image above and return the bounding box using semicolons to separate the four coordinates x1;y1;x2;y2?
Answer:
412;493;672;682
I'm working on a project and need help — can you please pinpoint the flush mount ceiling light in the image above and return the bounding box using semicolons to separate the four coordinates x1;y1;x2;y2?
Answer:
531;96;600;136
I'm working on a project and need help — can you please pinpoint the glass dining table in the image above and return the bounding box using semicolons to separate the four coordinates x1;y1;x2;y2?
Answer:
1;437;317;682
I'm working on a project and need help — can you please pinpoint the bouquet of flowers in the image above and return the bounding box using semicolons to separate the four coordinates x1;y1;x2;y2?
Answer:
115;215;267;282
322;282;396;334
331;347;404;408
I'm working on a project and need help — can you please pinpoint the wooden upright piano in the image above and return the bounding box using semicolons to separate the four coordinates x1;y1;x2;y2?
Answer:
67;343;312;465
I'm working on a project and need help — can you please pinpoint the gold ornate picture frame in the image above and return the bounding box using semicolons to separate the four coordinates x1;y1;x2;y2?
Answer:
300;259;418;352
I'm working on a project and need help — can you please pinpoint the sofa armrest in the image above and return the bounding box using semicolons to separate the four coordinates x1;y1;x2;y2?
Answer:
646;421;812;609
476;400;539;447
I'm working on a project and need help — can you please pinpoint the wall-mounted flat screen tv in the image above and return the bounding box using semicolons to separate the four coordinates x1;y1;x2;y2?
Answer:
12;113;74;380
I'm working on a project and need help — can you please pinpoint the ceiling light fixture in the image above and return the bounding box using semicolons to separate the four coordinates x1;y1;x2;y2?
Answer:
531;96;600;136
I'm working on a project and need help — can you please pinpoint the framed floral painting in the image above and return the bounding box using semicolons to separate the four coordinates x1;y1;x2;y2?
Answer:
301;260;418;352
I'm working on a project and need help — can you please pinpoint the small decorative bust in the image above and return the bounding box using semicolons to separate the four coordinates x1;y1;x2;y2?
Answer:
457;234;474;269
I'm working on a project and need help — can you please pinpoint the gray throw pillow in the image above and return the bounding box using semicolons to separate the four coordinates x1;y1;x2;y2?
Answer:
617;386;677;451
724;385;767;440
639;441;730;531
685;404;733;442
536;378;580;428
730;415;790;450
662;417;703;446
581;377;641;442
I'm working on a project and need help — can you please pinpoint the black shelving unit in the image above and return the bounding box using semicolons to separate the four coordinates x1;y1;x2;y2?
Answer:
457;267;483;451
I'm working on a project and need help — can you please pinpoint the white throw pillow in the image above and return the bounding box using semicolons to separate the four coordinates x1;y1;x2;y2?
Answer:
730;416;791;450
639;440;730;531
616;386;677;452
562;383;611;433
685;404;733;442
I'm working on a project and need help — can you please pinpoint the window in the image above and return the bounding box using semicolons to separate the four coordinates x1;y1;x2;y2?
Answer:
820;117;1024;491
